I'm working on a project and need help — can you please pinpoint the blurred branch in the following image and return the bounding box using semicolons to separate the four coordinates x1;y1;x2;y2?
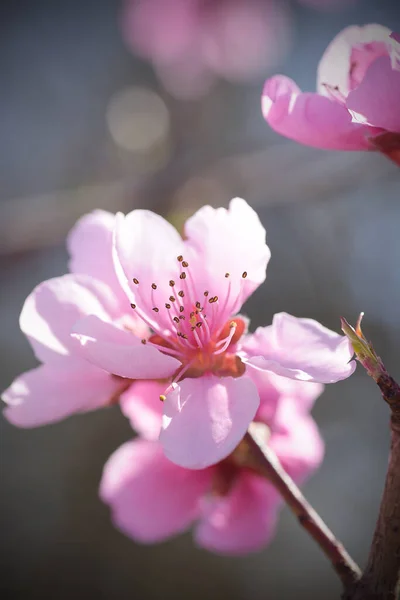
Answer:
243;424;361;593
341;316;400;600
0;143;396;257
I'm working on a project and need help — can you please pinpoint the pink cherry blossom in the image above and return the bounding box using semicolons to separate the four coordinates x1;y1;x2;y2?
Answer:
262;24;400;158
2;211;173;427
122;0;291;98
71;198;355;469
101;367;324;554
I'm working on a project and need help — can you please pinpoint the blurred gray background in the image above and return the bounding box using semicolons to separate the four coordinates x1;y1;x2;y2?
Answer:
1;1;400;599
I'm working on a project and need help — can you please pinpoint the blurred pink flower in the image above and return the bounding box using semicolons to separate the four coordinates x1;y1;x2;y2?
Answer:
101;368;324;554
262;24;400;156
71;198;355;469
122;0;291;98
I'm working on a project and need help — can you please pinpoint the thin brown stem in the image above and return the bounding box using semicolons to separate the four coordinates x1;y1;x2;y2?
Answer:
341;316;400;599
342;413;400;600
244;424;361;592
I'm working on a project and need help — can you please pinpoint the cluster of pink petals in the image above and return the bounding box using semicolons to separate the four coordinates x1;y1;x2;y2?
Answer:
101;369;324;554
262;24;400;153
2;211;148;427
122;0;291;97
3;199;355;475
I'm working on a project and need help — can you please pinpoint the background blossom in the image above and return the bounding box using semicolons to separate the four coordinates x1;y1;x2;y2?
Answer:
262;24;400;154
101;368;324;553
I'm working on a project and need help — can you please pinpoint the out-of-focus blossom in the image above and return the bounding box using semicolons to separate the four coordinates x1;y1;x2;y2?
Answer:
71;199;355;469
122;0;291;98
262;25;400;159
1;211;154;427
101;368;324;554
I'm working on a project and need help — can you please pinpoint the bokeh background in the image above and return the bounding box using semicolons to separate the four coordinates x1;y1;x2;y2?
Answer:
1;1;400;599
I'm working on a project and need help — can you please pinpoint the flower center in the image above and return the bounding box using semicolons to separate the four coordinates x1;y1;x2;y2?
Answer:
130;254;248;382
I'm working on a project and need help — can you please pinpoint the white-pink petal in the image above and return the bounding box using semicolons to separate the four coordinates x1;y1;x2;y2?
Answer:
2;363;119;428
100;439;211;543
184;198;270;315
67;209;129;312
243;312;356;384
114;209;184;327
317;24;392;97
160;375;259;469
71;315;181;379
20;274;118;365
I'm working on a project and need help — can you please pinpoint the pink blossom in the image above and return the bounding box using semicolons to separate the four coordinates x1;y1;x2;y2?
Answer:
101;368;324;554
262;24;400;154
1;210;170;427
122;0;291;98
3;200;355;470
71;198;355;469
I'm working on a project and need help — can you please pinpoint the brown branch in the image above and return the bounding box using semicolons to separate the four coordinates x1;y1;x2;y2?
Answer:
341;316;400;599
244;425;361;592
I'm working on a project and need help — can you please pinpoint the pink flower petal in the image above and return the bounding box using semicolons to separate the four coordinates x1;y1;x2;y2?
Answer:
262;75;372;150
269;398;324;484
100;439;211;543
184;198;270;316
67;210;129;312
160;375;259;469
247;366;323;426
195;471;280;554
243;312;356;383
71;315;181;379
317;24;392;97
346;56;400;133
2;363;119;427
120;380;164;440
20;274;118;365
114;209;184;329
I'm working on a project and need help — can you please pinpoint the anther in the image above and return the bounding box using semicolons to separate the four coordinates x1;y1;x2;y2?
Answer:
133;278;139;285
204;291;209;297
152;307;159;313
173;317;179;324
130;303;136;309
179;315;185;320
151;283;157;290
169;280;175;287
195;301;201;309
225;272;230;278
165;303;171;309
178;291;184;298
180;272;186;280
141;339;147;344
160;394;166;402
196;322;202;328
177;255;183;262
190;311;195;318
179;306;184;313
182;260;189;268
169;296;176;302
242;271;247;279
